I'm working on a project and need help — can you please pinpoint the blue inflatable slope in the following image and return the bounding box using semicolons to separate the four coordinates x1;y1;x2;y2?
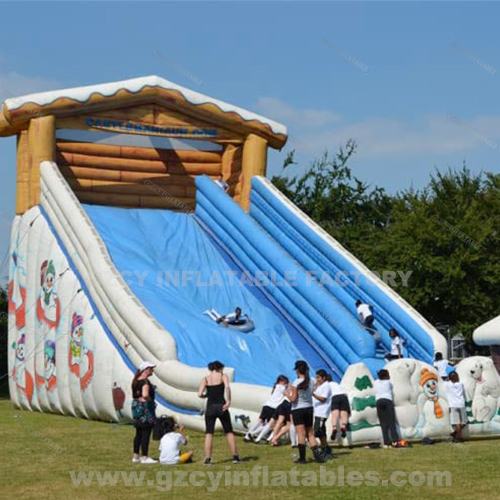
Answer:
84;204;333;386
85;174;438;386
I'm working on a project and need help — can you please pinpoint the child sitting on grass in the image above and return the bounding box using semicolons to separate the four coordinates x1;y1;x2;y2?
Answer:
158;417;194;465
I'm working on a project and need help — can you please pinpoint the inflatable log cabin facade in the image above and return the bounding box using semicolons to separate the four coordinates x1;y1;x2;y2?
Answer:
0;76;288;215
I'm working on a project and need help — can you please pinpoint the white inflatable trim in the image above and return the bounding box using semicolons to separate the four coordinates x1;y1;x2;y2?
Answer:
40;161;271;414
5;75;288;137
474;315;500;346
254;176;448;357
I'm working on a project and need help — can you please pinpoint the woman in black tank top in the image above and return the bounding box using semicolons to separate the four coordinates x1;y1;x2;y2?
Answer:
198;361;240;465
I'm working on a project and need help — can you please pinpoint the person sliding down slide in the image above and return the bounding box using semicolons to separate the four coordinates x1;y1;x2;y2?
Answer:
204;307;251;327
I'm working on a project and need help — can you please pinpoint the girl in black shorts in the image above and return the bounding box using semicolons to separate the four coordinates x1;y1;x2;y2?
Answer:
286;360;325;464
268;396;294;445
328;373;350;441
244;375;288;443
198;361;240;465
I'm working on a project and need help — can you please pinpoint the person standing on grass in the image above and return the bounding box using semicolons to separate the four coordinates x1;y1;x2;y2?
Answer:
374;369;400;448
286;360;325;464
328;373;350;442
198;361;241;465
131;361;158;464
313;369;332;458
445;371;467;443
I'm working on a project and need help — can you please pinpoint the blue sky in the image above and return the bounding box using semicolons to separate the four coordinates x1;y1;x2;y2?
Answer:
0;1;499;281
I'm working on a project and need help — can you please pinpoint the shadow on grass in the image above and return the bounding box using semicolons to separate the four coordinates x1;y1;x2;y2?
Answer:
219;455;260;464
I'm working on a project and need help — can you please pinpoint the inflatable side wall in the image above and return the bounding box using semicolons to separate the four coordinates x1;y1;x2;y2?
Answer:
250;176;447;362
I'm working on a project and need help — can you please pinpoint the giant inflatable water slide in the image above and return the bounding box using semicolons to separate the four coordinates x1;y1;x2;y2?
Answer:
3;76;500;442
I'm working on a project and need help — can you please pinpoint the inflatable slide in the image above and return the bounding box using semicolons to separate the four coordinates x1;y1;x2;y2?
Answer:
11;76;492;443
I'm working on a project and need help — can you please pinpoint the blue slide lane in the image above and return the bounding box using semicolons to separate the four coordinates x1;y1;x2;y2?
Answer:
250;177;433;364
195;177;385;377
84;204;331;386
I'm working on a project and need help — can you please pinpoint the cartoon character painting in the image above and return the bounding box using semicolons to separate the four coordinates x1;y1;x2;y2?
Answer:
36;260;61;329
68;312;94;391
112;383;126;418
468;360;500;423
11;333;34;405
416;368;448;434
35;340;57;392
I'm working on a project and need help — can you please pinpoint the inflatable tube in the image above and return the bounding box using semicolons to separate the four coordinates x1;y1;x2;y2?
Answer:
224;319;255;333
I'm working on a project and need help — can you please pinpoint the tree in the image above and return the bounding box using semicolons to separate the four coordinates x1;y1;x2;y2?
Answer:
272;143;500;349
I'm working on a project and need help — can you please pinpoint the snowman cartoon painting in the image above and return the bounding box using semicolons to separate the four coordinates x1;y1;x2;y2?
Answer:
11;332;34;405
416;368;448;435
68;312;94;391
35;340;56;392
36;260;61;330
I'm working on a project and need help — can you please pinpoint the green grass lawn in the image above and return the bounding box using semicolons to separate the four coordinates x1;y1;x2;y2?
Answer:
1;398;499;500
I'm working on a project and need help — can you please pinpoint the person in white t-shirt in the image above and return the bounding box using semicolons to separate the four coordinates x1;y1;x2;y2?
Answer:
312;369;332;458
374;369;400;448
356;299;375;332
158;417;193;465
327;373;350;442
445;371;466;442
434;352;450;380
214;174;229;192
244;375;288;443
385;328;404;361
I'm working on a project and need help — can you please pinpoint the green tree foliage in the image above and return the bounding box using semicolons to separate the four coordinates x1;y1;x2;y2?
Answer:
271;142;500;349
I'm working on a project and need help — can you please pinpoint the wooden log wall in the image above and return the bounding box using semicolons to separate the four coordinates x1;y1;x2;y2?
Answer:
56;140;226;209
55;140;247;210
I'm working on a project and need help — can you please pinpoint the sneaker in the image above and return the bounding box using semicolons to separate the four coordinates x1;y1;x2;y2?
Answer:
340;427;347;438
382;445;389;449
233;456;242;464
140;457;158;464
132;456;141;463
243;436;253;443
203;458;212;466
294;459;307;464
330;429;337;441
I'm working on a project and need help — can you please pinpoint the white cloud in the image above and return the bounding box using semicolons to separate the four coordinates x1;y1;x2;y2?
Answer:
0;71;60;101
256;97;341;130
305;114;500;158
257;98;500;159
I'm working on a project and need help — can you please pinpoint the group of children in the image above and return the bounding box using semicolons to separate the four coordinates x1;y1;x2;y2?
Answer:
243;364;351;462
150;352;467;466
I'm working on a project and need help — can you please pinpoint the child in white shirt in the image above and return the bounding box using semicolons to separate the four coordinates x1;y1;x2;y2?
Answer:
434;352;450;380
244;375;288;443
445;371;466;442
313;369;332;457
385;328;404;361
159;417;193;465
374;369;399;448
328;374;350;442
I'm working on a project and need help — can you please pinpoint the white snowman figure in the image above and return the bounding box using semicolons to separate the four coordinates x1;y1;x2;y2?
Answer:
12;332;34;405
416;368;449;437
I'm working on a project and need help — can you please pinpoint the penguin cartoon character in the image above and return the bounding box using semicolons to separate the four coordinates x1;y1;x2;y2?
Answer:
68;312;94;391
36;260;61;330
